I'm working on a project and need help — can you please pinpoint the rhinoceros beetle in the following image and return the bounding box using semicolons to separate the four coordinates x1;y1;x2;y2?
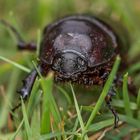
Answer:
0;15;131;128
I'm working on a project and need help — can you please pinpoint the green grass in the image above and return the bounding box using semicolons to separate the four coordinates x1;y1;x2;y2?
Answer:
123;73;133;118
0;0;140;140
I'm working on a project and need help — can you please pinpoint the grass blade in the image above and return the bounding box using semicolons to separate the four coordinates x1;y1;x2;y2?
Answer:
27;79;41;118
36;29;41;57
40;72;62;137
70;84;89;140
128;62;140;74
123;73;133;117
40;73;53;134
0;55;30;73
56;85;72;105
88;119;114;132
136;88;140;120
119;114;140;128
21;98;32;139
0;68;20;129
70;84;85;131
112;99;137;110
136;88;140;108
10;119;24;140
85;56;121;130
41;131;79;140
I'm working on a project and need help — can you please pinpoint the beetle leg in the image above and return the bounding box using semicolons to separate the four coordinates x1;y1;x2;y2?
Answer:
17;69;38;99
105;87;119;128
12;68;39;112
0;19;36;51
17;42;37;51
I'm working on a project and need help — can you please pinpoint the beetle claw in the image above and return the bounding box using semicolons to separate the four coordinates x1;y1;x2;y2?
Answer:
17;88;28;99
17;80;29;99
17;69;38;100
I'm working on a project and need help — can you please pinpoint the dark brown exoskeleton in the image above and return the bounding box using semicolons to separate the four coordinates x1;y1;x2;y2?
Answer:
0;15;132;128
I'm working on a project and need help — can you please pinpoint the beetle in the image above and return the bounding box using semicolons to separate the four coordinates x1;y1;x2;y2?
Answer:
0;15;130;128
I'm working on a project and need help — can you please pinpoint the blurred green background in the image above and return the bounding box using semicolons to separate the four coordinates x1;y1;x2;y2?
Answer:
0;0;140;140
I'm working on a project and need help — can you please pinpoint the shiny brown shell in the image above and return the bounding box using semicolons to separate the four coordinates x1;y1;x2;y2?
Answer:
39;15;118;68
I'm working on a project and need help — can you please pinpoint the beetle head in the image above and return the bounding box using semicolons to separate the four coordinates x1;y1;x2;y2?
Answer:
52;50;87;78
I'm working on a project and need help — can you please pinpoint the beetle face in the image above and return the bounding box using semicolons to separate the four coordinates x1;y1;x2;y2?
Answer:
52;50;87;78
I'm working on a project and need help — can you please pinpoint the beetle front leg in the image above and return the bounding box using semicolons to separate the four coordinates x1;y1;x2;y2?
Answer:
17;69;38;99
11;69;38;112
17;42;37;51
0;19;36;51
105;88;119;128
